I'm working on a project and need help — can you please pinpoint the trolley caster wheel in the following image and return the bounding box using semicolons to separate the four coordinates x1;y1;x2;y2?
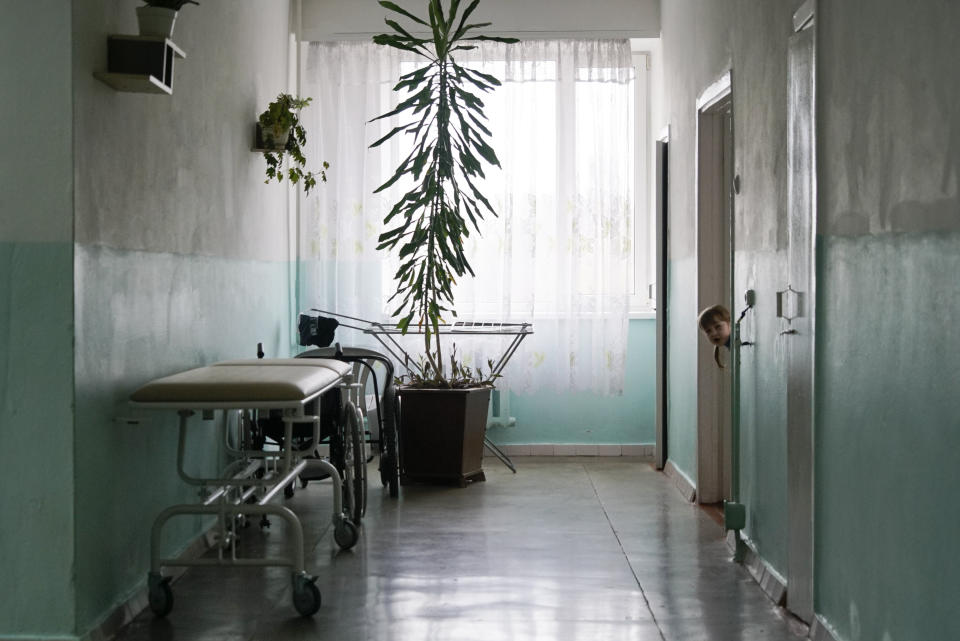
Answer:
333;519;359;550
292;574;321;617
300;477;309;489
147;574;173;617
284;482;295;499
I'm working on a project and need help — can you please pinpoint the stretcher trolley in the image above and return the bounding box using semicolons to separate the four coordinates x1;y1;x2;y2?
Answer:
129;357;364;617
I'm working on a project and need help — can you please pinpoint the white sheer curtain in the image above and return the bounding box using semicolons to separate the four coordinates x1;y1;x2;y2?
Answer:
299;39;634;395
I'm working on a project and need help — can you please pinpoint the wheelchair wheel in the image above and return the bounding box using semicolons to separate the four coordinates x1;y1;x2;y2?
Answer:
379;385;400;498
357;410;370;516
342;404;365;525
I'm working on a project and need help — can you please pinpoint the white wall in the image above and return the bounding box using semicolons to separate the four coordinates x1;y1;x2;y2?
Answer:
74;2;295;261
302;0;660;41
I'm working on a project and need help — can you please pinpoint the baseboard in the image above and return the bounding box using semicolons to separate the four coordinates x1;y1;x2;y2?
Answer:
0;635;79;641
80;525;214;641
662;459;697;502
809;615;842;641
484;443;655;459
725;531;787;606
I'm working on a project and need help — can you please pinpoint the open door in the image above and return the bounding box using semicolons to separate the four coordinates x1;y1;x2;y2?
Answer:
695;72;734;504
785;0;817;623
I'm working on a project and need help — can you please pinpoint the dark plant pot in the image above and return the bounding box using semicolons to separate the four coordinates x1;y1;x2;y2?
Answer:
398;386;491;487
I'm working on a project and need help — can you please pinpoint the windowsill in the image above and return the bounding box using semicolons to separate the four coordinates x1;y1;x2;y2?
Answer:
628;311;656;320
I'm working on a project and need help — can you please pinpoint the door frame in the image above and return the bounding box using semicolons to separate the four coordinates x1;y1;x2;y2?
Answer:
655;126;670;470
695;71;734;504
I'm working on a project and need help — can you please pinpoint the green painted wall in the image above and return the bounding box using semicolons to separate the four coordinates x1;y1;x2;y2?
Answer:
72;247;292;629
814;2;960;639
0;243;75;637
0;0;75;637
815;233;960;641
502;319;656;445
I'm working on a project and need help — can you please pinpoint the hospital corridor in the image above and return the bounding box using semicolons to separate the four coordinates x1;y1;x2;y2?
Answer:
2;1;958;641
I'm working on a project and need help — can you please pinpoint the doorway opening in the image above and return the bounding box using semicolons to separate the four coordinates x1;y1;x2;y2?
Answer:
695;72;734;505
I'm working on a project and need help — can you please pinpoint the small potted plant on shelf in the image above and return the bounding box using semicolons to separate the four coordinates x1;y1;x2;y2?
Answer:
258;93;329;195
370;0;517;486
136;0;198;38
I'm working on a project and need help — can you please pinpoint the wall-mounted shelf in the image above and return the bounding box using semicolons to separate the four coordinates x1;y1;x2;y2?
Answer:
94;35;186;95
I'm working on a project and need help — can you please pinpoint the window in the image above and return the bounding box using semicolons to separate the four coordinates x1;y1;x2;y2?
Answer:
301;39;644;394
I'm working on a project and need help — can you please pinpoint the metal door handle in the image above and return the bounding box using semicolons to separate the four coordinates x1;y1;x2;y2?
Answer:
776;285;804;321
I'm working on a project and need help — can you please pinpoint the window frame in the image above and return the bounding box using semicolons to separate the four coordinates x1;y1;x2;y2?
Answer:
630;50;655;316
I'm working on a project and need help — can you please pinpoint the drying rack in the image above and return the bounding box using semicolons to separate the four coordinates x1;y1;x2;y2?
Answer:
310;309;533;472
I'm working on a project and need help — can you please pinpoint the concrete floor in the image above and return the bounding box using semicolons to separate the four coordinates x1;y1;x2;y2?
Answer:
114;457;808;641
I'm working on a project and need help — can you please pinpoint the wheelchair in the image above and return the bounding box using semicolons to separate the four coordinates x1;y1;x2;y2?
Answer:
295;345;399;501
245;372;368;530
251;313;400;524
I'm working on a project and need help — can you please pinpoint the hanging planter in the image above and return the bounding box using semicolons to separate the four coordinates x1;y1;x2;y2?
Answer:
258;123;291;150
257;93;328;194
136;0;198;39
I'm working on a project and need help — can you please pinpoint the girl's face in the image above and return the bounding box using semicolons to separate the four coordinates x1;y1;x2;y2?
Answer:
703;319;731;346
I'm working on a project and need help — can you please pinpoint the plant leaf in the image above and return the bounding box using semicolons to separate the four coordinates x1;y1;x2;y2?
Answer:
463;35;520;44
378;1;429;26
451;0;480;40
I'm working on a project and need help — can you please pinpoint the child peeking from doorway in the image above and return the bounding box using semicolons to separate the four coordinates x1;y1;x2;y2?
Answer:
698;304;731;369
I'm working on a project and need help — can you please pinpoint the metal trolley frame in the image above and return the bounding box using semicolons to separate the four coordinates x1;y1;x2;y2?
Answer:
129;359;363;618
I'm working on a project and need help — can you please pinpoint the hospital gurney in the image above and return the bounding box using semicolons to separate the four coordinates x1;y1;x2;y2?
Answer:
129;357;363;617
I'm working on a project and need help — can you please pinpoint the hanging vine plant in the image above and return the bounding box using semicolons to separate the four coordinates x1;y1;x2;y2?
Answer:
370;0;517;384
259;93;329;194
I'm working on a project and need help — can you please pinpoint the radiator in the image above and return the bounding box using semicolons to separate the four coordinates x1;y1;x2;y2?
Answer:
487;388;516;429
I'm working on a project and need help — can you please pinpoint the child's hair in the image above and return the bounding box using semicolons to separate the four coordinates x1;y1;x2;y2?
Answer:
698;304;732;369
698;304;731;331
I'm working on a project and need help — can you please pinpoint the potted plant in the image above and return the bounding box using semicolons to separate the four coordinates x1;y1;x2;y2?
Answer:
392;350;500;486
258;93;329;195
370;0;517;485
136;0;198;38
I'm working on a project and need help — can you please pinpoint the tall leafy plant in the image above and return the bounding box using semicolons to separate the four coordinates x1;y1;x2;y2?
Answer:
371;0;517;383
